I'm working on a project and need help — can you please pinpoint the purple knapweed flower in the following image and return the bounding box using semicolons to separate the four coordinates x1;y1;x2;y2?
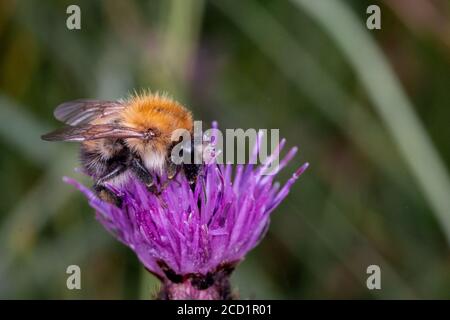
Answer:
64;126;308;300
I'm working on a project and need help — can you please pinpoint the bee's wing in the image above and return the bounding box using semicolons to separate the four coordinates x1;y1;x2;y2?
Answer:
54;100;125;126
41;124;144;142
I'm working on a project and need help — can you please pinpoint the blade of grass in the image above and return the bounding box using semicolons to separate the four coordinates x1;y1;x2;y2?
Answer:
212;0;416;199
153;0;205;97
213;0;418;298
0;95;54;166
12;1;94;92
293;0;450;245
0;151;79;275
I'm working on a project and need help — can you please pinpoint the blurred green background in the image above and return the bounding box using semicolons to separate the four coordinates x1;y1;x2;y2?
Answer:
1;0;450;299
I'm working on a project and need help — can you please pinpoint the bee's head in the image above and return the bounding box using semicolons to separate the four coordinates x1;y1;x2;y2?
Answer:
143;128;158;141
124;128;168;174
125;128;165;156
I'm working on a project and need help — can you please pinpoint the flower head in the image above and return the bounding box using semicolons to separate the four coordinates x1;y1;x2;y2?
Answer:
65;126;308;299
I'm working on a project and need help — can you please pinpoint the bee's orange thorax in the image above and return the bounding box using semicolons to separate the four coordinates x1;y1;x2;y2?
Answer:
121;93;193;136
120;93;193;161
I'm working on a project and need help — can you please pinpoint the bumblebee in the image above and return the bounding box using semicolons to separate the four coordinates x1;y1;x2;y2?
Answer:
42;92;199;205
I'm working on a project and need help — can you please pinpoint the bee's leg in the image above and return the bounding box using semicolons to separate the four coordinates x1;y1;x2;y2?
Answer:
96;163;127;185
183;164;200;191
130;157;157;193
94;163;127;207
167;161;179;180
94;184;123;207
158;161;181;192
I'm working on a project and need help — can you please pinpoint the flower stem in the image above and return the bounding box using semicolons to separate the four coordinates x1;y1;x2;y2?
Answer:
157;277;233;300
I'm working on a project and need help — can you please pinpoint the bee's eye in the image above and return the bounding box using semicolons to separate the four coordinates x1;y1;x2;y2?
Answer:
144;128;159;140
